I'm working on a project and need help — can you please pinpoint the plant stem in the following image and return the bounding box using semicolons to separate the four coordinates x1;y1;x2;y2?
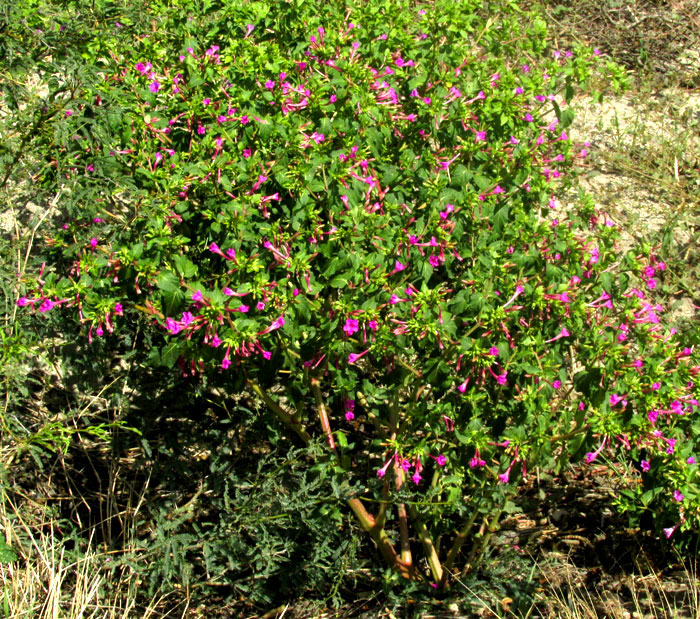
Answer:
310;378;411;578
310;378;337;456
389;396;413;568
407;503;443;584
441;507;480;585
247;379;311;445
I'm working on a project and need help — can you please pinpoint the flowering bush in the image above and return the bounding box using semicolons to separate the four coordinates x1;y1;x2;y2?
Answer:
19;0;699;585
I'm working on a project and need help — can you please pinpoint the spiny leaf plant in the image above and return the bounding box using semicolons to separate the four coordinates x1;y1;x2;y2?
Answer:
16;0;699;587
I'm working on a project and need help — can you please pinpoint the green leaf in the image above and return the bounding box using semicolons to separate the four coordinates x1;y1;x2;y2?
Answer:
160;340;184;368
0;544;17;564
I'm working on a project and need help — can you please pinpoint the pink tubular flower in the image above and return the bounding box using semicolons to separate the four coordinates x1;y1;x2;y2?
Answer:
348;348;370;364
502;285;524;308
609;393;625;407
90;238;98;248
664;524;679;539
584;437;607;463
377;455;393;478
344;399;355;421
166;317;182;334
489;346;499;357
673;490;684;502
544;327;570;344
640;460;650;472
431;454;447;466
192;290;203;302
258;316;285;335
39;299;55;313
470;448;486;468
343;318;360;336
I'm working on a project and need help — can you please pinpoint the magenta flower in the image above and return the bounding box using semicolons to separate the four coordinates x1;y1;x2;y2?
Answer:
258;316;285;335
673;490;684;502
192;290;203;302
343;318;360;336
376;457;392;478
544;327;570;344
149;81;160;93
584;437;607;463
470;452;485;468
344;399;355;421
166;318;182;334
114;303;123;315
39;299;55;313
502;285;524;308
348;348;370;364
489;346;499;357
609;394;625;407
552;380;562;390
640;460;650;472
436;454;447;466
90;238;98;248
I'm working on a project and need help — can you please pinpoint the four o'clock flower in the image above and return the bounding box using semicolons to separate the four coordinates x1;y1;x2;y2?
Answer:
502;284;524;308
343;318;360;336
544;327;569;344
258;316;285;335
584;437;607;463
348;348;370;364
344;399;355;421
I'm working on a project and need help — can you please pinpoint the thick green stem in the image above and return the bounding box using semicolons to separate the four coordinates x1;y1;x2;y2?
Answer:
463;507;505;576
441;507;480;587
310;379;410;578
347;497;412;579
407;504;443;584
389;396;413;568
248;380;312;445
310;378;337;455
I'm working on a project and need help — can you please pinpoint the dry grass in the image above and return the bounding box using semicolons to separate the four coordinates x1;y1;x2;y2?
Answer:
0;491;188;619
